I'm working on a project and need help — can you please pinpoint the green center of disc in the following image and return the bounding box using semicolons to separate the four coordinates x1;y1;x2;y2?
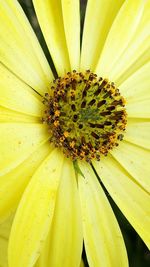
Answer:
42;70;127;162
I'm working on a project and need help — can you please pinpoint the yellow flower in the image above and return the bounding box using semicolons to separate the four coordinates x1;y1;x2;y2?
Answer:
0;0;150;267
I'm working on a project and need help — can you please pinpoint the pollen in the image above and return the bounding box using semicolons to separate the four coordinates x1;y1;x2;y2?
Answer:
55;110;60;117
54;120;59;127
42;70;127;162
64;131;69;138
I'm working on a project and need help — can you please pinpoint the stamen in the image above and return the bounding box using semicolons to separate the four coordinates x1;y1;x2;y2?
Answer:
42;70;127;162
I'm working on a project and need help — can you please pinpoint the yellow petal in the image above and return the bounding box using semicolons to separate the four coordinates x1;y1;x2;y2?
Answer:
110;141;150;193
8;149;64;267
0;215;14;267
0;63;44;117
0;106;39;123
61;0;80;70
0;215;14;240
96;0;145;79
0;142;52;223
120;61;150;102
119;63;150;118
94;155;150;249
108;0;150;85
0;123;49;176
119;56;150;116
35;159;83;267
116;38;150;86
34;234;50;267
78;162;128;267
0;0;53;94
124;119;150;149
80;0;124;71
33;0;70;76
47;158;83;267
80;259;85;267
123;63;150;118
0;236;8;267
126;99;150;118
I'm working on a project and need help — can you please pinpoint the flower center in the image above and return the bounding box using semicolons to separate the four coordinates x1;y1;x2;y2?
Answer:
42;70;127;162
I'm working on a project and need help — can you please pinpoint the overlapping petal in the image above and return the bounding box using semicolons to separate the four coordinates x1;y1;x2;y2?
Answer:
0;235;8;267
0;123;49;176
0;63;44;117
38;158;83;267
108;0;150;84
78;163;128;267
126;99;150;118
120;61;150;102
0;106;39;124
33;0;70;75
0;215;14;267
80;0;124;71
0;142;51;222
124;119;150;149
110;141;150;193
34;234;50;267
94;156;150;249
8;149;64;267
96;0;145;79
121;61;150;118
0;0;53;94
61;0;80;70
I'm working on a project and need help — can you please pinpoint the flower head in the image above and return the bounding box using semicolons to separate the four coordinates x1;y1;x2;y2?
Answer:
0;0;150;267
